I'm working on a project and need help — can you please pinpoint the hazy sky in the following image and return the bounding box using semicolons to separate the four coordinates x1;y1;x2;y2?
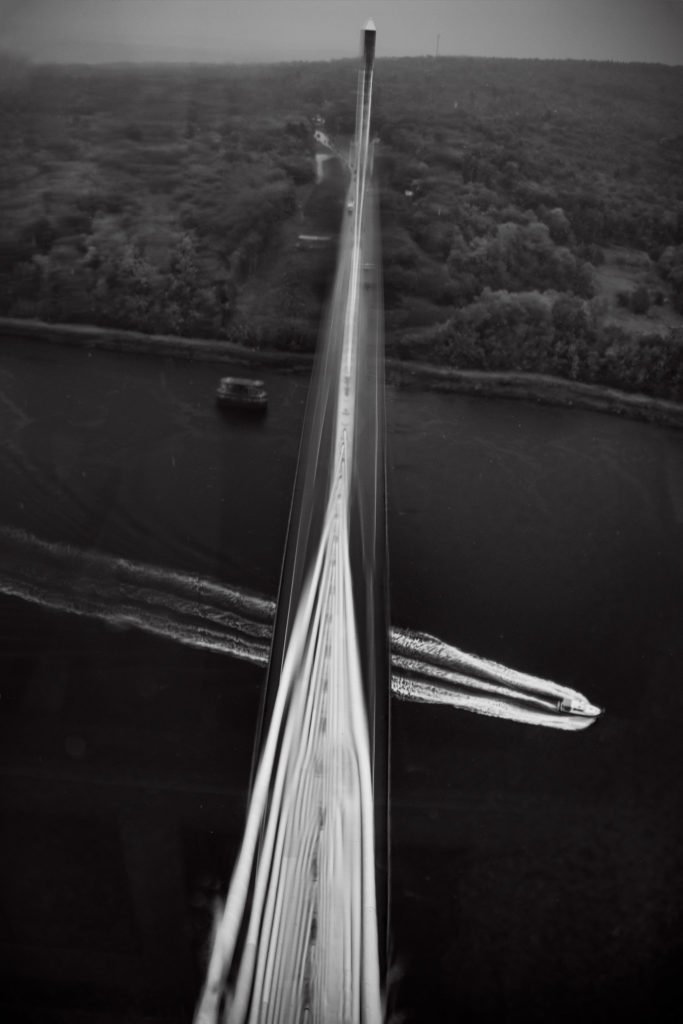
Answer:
1;0;682;65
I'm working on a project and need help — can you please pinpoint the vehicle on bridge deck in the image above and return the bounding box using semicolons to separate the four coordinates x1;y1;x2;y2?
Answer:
215;376;267;412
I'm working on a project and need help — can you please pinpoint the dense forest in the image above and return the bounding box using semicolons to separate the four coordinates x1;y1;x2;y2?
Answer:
1;52;683;400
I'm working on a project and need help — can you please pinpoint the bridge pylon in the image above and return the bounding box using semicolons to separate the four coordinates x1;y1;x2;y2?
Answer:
195;21;389;1024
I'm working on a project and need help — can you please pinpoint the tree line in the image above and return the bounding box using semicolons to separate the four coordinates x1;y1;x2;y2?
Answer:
0;53;682;398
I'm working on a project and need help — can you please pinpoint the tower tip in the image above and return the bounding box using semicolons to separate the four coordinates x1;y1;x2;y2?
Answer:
364;18;376;32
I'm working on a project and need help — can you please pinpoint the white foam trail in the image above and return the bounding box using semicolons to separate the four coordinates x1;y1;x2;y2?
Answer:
0;523;272;664
391;676;596;731
0;524;601;729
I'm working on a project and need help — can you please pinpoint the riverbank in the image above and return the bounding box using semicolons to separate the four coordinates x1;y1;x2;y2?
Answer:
386;360;683;430
3;315;683;430
0;316;314;371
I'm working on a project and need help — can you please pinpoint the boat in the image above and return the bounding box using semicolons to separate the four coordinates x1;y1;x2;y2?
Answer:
216;376;268;412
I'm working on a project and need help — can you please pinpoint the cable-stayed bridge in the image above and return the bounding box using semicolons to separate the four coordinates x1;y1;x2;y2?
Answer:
194;20;600;1023
195;20;388;1024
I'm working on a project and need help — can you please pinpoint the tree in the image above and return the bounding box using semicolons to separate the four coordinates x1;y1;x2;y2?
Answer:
163;233;221;337
630;286;650;315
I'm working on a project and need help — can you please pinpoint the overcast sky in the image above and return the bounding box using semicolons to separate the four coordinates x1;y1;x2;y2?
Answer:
1;0;682;65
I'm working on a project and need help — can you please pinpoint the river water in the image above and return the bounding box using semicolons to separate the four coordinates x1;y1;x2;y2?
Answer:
1;337;682;1022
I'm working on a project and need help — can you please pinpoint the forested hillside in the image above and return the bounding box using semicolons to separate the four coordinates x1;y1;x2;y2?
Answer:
1;53;682;398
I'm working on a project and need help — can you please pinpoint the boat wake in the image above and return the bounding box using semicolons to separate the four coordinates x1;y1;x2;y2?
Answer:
0;524;601;730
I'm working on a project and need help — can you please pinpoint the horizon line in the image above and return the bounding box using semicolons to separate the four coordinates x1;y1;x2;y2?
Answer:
2;49;682;70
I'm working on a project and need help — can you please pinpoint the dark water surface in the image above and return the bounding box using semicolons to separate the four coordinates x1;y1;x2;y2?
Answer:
1;338;682;1022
